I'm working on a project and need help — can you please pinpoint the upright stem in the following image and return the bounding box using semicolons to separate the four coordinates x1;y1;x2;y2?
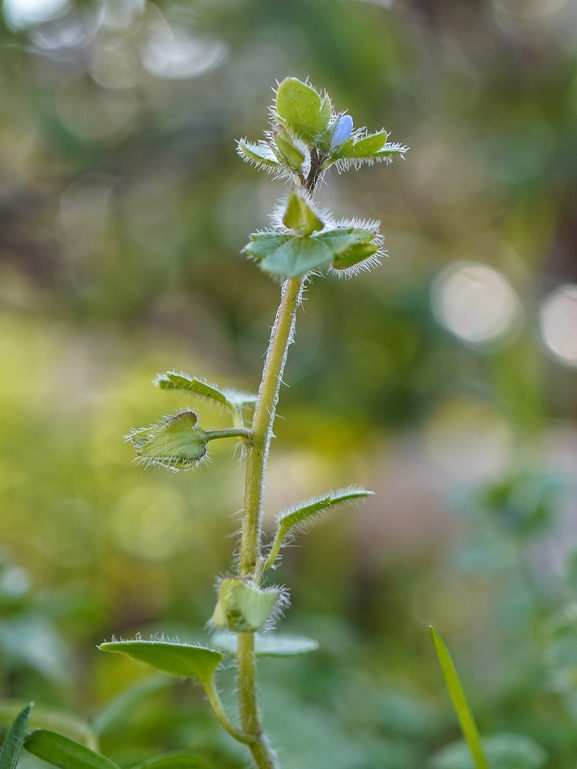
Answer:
236;277;303;769
239;277;303;579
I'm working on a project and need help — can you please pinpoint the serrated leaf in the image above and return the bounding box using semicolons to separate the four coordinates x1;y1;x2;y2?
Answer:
0;703;95;751
127;412;207;470
335;131;387;159
431;734;547;769
282;191;323;236
0;703;32;769
131;753;213;769
93;676;170;737
275;78;329;143
24;731;117;769
212;632;319;658
154;373;235;412
430;627;489;769
259;236;333;279
98;641;222;686
265;488;372;569
237;139;280;167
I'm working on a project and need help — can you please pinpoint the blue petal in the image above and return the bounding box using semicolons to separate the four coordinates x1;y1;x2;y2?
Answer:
330;115;353;150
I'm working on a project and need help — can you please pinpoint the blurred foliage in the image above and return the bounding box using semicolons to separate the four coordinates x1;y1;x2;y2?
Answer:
0;0;576;767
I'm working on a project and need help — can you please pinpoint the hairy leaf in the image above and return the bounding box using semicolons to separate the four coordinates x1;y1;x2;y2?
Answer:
25;731;117;769
127;412;207;470
334;131;387;159
154;373;236;412
282;190;323;236
332;242;379;271
211;579;281;633
275;78;329;143
237;139;280;167
212;632;318;658
0;703;33;769
265;488;372;569
430;627;489;769
98;641;222;687
273;133;305;173
261;237;333;279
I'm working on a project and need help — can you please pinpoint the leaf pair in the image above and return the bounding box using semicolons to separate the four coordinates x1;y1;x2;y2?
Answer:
244;191;381;279
237;78;407;182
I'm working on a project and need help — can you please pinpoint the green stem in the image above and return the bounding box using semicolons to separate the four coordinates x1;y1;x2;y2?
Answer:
203;679;257;745
206;427;253;442
236;277;303;769
239;277;303;577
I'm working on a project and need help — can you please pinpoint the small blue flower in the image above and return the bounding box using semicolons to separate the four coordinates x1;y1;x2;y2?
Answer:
330;115;353;150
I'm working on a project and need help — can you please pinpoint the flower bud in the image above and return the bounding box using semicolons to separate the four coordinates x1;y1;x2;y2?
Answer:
210;578;281;633
330;115;353;151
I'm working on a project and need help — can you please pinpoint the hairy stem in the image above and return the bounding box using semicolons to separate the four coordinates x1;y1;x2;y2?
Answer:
236;277;303;769
239;277;303;577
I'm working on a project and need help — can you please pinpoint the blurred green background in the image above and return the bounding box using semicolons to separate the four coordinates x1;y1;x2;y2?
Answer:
0;0;576;767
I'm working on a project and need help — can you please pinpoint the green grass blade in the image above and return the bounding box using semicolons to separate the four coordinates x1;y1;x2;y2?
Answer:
430;627;490;769
0;703;33;769
24;730;118;769
0;702;95;750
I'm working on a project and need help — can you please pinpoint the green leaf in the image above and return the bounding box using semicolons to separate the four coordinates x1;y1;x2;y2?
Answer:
131;752;213;769
374;143;408;159
431;734;547;769
0;703;95;751
93;676;171;737
275;78;330;143
282;191;323;236
98;641;222;687
210;579;281;633
332;241;379;271
126;412;207;470
273;132;305;173
265;488;372;569
259;236;333;279
237;139;280;167
24;731;117;769
316;227;381;271
244;232;292;261
334;131;387;159
0;703;33;769
430;627;489;769
154;373;236;412
212;632;319;658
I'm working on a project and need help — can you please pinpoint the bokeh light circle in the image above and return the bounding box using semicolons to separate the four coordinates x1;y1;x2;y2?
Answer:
3;0;68;28
540;284;577;367
432;261;520;345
